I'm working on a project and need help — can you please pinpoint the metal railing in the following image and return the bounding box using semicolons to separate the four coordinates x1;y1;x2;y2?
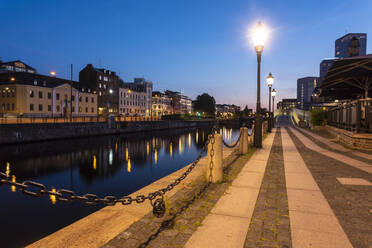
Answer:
327;98;372;133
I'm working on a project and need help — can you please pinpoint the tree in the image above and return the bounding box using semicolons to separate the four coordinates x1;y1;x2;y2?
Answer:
193;93;216;117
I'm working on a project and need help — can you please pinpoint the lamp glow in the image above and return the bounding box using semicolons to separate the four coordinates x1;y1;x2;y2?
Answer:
266;73;274;87
252;22;266;53
271;89;277;97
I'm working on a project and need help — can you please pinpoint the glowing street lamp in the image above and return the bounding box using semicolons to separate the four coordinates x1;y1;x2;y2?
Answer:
271;89;277;128
50;71;56;77
252;21;268;148
266;73;274;133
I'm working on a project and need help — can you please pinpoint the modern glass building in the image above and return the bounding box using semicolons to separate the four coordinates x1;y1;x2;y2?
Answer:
297;77;319;110
335;33;367;58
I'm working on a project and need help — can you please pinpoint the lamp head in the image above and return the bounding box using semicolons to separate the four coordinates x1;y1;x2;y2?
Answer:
252;22;266;53
271;89;277;97
266;72;274;87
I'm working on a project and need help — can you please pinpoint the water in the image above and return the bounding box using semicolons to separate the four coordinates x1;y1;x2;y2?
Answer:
0;126;240;248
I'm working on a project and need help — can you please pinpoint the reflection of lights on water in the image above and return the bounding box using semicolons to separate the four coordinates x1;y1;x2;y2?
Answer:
11;175;16;192
188;133;191;148
126;148;129;161
6;162;10;178
154;149;158;164
152;138;155;147
50;188;57;204
115;142;118;153
179;137;183;154
147;142;149;156
196;132;199;144
127;158;131;172
170;142;173;157
109;150;113;165
202;131;205;142
93;155;97;170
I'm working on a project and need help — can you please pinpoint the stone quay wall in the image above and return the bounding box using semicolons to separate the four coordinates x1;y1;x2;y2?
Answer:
0;120;215;145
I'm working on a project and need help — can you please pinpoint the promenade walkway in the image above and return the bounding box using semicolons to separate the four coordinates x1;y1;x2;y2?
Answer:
100;117;371;248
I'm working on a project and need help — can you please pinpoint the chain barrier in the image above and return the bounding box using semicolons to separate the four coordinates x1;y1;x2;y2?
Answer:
0;124;218;213
222;130;242;148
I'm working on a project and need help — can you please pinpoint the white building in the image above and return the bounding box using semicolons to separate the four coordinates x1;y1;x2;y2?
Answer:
119;78;152;117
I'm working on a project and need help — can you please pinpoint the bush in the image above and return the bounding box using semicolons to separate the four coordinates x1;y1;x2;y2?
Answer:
310;109;327;126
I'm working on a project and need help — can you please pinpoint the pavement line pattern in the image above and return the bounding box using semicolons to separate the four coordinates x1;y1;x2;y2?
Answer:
290;128;372;174
298;128;372;162
281;129;353;248
336;177;372;186
184;131;276;248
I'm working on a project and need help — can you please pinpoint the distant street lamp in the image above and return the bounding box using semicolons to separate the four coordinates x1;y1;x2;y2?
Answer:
266;72;274;133
50;71;56;77
252;21;267;148
271;89;276;128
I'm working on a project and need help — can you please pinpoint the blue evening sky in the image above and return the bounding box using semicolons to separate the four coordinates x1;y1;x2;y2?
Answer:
1;0;371;109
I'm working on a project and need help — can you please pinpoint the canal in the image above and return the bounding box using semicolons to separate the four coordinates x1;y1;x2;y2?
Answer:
0;125;240;248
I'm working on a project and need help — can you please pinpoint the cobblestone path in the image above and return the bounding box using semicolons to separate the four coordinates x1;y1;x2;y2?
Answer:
244;127;292;248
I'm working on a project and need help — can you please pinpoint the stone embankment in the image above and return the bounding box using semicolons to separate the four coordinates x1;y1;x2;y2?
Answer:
0;120;216;145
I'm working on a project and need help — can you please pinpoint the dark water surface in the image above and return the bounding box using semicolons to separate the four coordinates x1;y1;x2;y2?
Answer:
0;126;240;248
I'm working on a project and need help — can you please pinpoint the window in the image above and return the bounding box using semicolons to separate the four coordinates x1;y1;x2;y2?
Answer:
39;91;43;99
85;107;88;112
48;92;51;99
99;75;102;80
91;107;94;113
99;91;102;96
11;91;15;97
86;97;88;103
104;76;108;81
48;105;52;111
33;80;37;86
29;90;34;98
56;105;60;112
79;107;82;112
56;93;60;100
79;96;82;102
30;104;34;111
11;103;14;111
99;83;102;88
71;95;75;102
38;104;43;111
92;97;94;103
7;103;10;110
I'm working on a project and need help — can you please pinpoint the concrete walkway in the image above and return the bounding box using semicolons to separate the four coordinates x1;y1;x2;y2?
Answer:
290;128;372;174
184;130;276;248
282;129;353;248
299;128;372;161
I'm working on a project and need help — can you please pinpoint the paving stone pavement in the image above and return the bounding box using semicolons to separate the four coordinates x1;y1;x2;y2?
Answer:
287;127;372;248
244;127;292;248
101;147;256;248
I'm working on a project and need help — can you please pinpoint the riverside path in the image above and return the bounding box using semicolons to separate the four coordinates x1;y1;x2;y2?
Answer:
99;116;371;248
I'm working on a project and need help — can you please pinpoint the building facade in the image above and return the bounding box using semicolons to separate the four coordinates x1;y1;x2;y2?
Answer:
297;77;319;110
0;64;97;117
119;78;152;117
152;91;171;117
216;104;240;118
79;64;121;116
335;33;367;58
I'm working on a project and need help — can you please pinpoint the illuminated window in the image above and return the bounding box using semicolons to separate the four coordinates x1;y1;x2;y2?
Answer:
29;90;34;98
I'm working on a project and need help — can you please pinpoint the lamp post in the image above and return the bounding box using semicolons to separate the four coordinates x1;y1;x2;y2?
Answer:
266;73;274;133
252;21;267;148
272;89;276;128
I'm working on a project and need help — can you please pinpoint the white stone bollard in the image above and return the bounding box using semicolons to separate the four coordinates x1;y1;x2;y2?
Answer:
206;133;223;183
239;127;249;154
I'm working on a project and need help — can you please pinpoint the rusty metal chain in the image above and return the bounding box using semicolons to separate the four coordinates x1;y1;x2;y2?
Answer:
0;124;218;208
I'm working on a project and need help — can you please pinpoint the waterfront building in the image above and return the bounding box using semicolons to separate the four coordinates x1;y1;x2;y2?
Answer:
180;95;192;114
297;77;319;110
335;33;367;59
119;78;152;117
216;104;240;118
152;91;172;117
79;64;122;116
0;65;97;117
0;60;37;74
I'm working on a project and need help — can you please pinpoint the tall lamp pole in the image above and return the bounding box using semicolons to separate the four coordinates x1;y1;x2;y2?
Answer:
70;64;73;123
252;22;267;148
272;89;276;128
266;73;274;133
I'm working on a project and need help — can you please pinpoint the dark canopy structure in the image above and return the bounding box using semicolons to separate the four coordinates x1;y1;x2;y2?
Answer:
320;55;372;100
